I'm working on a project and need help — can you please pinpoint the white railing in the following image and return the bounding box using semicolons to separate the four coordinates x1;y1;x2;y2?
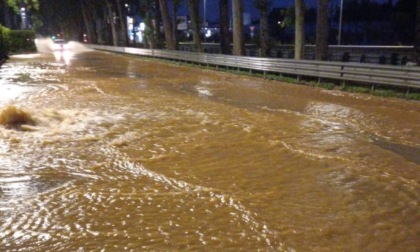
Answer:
89;44;420;89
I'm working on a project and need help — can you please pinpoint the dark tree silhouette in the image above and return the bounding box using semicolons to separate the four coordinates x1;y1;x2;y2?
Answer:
232;0;244;55
219;0;230;54
315;0;329;60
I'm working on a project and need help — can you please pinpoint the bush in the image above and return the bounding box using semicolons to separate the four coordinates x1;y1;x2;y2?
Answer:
9;30;36;53
0;25;10;59
407;92;420;100
378;55;387;64
390;53;399;65
341;52;350;62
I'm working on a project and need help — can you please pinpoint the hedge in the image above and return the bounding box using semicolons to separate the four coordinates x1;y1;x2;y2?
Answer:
9;30;36;53
0;25;10;59
0;26;36;58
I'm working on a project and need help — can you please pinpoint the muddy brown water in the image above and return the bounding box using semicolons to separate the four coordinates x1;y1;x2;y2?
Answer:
0;51;419;251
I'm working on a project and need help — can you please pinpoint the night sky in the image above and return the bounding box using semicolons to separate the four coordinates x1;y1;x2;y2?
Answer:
178;0;393;21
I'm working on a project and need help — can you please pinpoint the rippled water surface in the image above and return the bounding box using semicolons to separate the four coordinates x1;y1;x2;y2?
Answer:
0;51;419;251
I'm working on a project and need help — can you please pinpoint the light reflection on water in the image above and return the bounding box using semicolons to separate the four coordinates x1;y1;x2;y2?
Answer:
0;51;418;251
53;51;75;65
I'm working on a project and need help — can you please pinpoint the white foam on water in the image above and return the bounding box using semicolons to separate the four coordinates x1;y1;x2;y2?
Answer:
34;37;92;54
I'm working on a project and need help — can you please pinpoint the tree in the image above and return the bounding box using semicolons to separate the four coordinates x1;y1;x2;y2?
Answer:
219;0;230;54
188;0;202;52
158;0;176;50
232;0;244;55
268;7;288;42
105;0;118;46
79;0;96;44
3;0;40;29
315;0;329;60
392;0;416;44
295;0;305;59
136;0;163;48
2;0;12;27
172;0;182;48
416;0;420;64
255;0;271;57
115;0;128;46
6;0;39;13
34;0;82;40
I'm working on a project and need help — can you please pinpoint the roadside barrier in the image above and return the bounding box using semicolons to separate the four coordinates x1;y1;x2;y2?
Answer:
89;44;420;91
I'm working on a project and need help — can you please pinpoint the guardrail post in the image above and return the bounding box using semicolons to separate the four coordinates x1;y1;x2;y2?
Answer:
406;87;411;97
371;84;376;93
338;64;347;87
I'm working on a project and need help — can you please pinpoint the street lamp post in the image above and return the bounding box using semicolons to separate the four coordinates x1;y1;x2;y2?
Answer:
338;0;343;45
204;0;207;27
20;7;26;30
203;0;207;42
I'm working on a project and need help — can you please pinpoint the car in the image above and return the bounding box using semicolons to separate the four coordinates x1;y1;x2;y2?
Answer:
52;39;68;51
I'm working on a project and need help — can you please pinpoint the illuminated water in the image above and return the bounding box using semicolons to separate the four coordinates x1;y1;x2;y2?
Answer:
0;48;419;251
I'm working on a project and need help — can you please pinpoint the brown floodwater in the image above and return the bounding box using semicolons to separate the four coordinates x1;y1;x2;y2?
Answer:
0;49;419;251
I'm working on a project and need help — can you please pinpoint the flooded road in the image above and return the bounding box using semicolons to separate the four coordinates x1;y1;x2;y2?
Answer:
0;50;419;251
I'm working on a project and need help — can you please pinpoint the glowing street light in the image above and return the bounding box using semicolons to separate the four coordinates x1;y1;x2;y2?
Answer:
20;7;26;29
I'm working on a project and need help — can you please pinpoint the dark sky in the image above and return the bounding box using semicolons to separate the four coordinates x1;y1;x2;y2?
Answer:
196;0;296;20
178;0;392;21
177;0;298;21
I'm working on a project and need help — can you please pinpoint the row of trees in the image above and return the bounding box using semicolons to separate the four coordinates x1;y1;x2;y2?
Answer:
1;0;419;63
37;0;332;60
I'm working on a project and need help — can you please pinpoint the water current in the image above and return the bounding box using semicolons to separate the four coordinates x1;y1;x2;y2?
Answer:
0;41;419;251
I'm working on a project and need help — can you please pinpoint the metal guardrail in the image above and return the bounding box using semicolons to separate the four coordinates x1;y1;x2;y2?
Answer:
178;43;415;65
89;44;420;90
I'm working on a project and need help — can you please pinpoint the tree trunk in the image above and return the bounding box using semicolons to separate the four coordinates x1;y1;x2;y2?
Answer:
106;0;118;46
415;0;420;65
295;0;305;60
96;18;104;44
219;0;230;54
138;0;157;49
315;0;329;61
116;0;128;46
188;0;202;52
154;0;164;48
102;6;110;45
172;0;181;49
2;0;11;28
144;12;156;49
80;0;96;44
158;0;176;50
232;0;244;55
259;0;269;57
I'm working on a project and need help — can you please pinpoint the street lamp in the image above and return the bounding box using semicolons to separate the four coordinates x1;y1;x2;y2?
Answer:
203;0;206;27
338;0;343;45
20;7;26;30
